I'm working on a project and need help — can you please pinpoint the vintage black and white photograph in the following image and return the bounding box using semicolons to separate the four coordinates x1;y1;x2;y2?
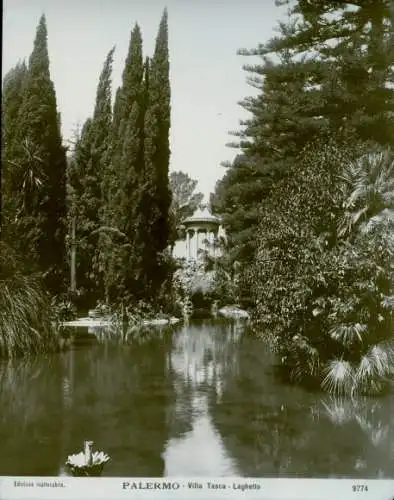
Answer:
1;0;394;480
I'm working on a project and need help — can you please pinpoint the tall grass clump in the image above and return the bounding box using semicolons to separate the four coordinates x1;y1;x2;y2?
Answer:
251;143;394;396
0;243;60;357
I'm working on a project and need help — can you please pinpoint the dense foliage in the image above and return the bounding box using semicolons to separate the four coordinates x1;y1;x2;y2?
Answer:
210;0;394;395
67;10;172;308
2;15;68;294
169;170;204;244
145;9;172;294
0;243;60;357
250;144;394;396
1;10;175;356
212;0;394;269
68;47;115;305
210;154;265;264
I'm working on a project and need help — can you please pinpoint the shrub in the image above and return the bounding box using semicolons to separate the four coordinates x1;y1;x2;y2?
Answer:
0;244;60;357
251;143;394;396
52;294;78;322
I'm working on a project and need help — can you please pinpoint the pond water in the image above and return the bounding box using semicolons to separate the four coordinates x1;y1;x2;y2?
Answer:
0;319;393;478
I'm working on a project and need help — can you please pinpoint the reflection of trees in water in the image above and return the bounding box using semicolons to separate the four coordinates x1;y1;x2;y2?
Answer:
4;322;390;478
0;356;63;475
87;324;172;345
312;396;394;477
165;320;245;441
209;332;394;478
163;320;244;476
169;321;243;392
60;340;173;476
0;334;173;477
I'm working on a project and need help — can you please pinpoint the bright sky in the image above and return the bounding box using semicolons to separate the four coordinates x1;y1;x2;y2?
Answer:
3;0;287;198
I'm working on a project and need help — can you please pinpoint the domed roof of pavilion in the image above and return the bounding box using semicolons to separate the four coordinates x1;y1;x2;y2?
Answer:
183;205;221;225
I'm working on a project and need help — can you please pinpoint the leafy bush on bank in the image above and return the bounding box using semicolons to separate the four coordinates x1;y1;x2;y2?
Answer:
251;143;394;396
172;258;239;317
0;244;61;357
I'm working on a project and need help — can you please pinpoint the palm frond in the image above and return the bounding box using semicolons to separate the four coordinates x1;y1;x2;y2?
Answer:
321;359;355;396
339;149;394;236
368;343;394;377
360;208;394;234
353;342;394;394
329;323;367;346
338;206;369;237
356;354;375;381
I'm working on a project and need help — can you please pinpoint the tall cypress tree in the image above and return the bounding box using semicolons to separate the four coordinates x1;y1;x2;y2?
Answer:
94;48;117;303
2;62;28;159
68;48;115;305
107;24;145;301
6;15;68;293
142;56;161;297
112;23;144;162
144;9;172;295
67;118;93;299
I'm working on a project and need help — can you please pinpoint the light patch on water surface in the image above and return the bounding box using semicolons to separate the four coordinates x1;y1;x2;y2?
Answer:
163;400;239;476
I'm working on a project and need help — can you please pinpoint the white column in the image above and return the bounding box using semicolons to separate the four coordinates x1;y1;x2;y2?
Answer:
213;231;218;257
190;229;195;260
195;228;199;260
186;230;190;260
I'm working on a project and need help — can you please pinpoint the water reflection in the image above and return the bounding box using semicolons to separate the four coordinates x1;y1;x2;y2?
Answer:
0;338;172;476
61;341;172;477
210;331;394;478
0;356;63;475
0;320;393;478
311;397;394;477
164;321;242;475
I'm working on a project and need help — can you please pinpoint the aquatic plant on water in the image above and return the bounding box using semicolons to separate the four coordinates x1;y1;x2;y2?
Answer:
251;144;394;396
0;245;60;357
66;441;110;477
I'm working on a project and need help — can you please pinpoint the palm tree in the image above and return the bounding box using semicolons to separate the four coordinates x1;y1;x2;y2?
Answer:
338;148;394;238
6;137;47;218
323;148;394;397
